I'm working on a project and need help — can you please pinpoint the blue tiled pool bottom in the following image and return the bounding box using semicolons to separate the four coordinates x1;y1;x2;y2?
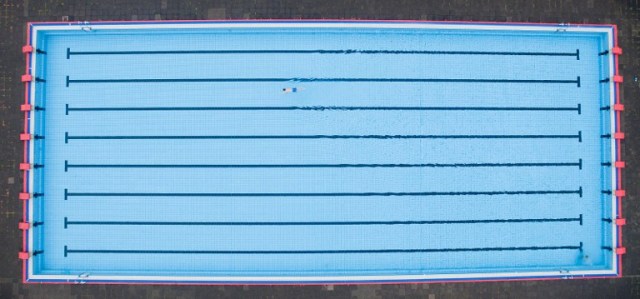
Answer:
27;22;617;283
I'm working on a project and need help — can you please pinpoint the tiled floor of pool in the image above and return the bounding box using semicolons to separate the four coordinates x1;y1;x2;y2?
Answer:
21;21;621;284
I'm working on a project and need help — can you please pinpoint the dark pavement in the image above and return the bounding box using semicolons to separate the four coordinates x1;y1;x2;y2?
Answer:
1;0;639;298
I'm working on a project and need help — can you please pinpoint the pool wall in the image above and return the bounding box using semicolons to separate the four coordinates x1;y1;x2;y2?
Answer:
18;20;624;285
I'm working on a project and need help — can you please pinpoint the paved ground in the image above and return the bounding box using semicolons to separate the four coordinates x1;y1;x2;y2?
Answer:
1;0;639;298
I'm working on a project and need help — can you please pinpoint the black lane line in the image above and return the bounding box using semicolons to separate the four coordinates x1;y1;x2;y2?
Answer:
66;48;580;58
63;215;583;228
579;158;583;170
63;188;583;200
64;132;583;143
65;104;582;114
63;243;583;257
63;160;583;171
65;76;581;87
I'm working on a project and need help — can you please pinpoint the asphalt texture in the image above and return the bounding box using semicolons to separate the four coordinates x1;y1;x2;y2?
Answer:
0;0;639;298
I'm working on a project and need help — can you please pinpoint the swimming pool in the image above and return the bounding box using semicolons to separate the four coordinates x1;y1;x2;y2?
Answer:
19;20;624;284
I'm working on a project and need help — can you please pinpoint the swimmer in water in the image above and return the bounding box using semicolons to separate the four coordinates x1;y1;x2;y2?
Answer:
282;87;302;93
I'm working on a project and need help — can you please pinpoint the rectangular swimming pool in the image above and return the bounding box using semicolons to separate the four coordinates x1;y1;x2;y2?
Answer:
20;20;623;284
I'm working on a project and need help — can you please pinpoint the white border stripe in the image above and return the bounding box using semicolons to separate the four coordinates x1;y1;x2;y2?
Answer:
27;25;37;280
606;27;618;274
32;22;614;32
29;269;618;282
27;21;618;283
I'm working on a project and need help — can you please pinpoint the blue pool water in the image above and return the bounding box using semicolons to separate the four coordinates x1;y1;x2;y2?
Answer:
27;22;617;282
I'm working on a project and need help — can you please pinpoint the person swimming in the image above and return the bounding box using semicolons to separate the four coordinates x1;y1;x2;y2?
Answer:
282;87;299;93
